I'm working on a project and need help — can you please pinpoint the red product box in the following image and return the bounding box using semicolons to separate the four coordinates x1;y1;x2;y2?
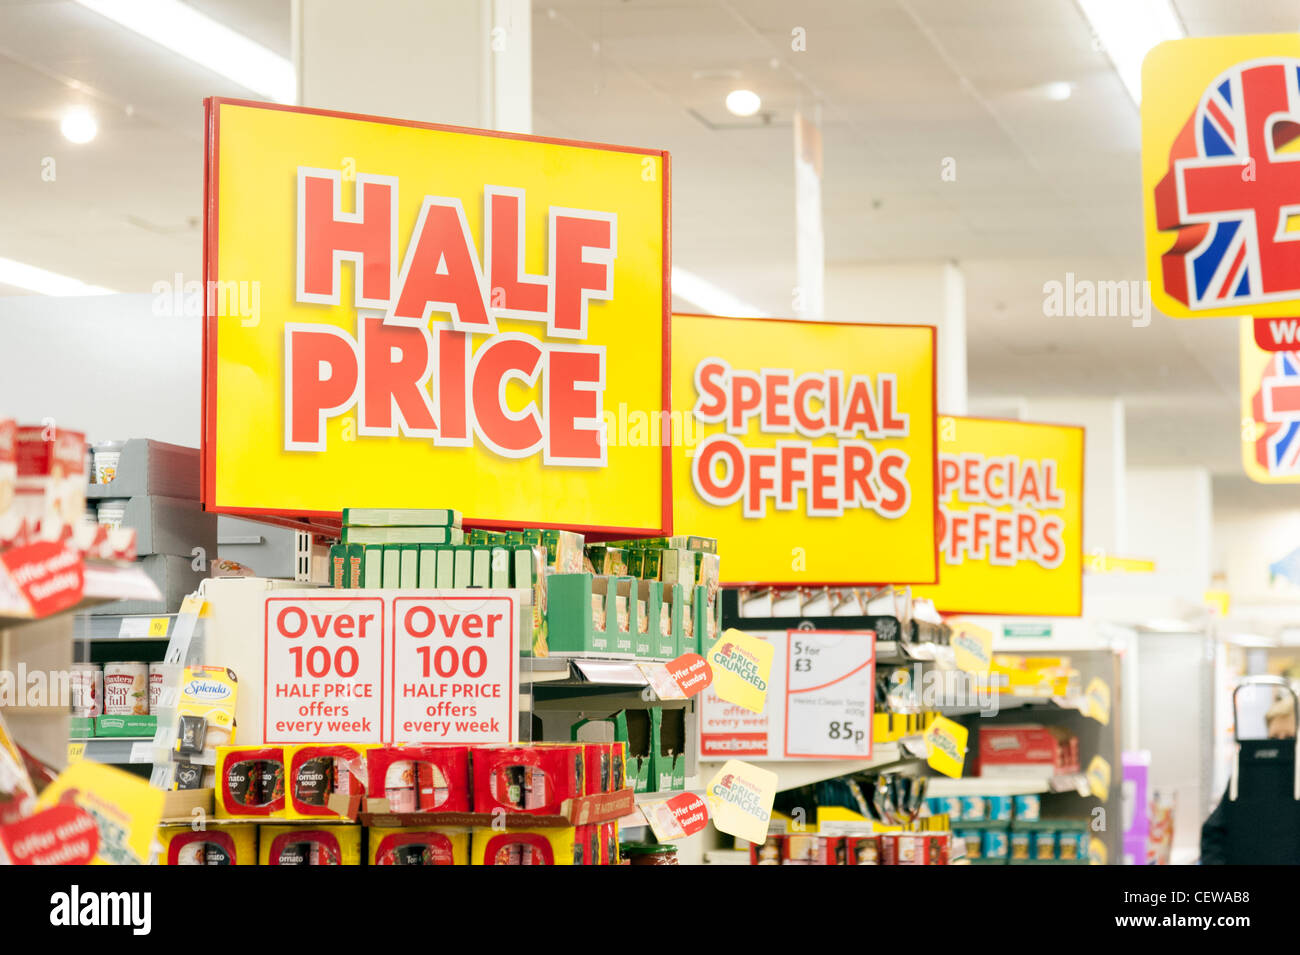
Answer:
582;742;613;794
880;832;949;865
845;835;881;865
599;821;620;864
218;745;285;818
782;833;833;865
366;745;469;813
372;829;462;865
287;744;369;818
749;834;783;865
978;725;1079;776
13;426;86;534
266;829;343;865
472;744;584;815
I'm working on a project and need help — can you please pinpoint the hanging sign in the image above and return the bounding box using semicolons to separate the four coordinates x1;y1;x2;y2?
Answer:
913;416;1084;616
1239;319;1300;482
203;98;669;533
1141;35;1300;319
672;314;937;584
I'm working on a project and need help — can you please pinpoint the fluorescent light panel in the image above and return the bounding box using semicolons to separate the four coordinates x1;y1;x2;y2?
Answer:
1077;0;1183;104
672;266;768;318
0;257;116;296
75;0;295;104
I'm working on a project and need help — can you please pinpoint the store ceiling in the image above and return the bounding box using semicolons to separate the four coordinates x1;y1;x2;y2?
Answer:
1;0;1299;509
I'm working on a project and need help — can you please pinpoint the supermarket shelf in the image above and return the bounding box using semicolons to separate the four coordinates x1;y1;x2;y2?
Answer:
72;612;177;641
935;694;1084;717
70;737;155;764
927;773;1088;797
697;739;928;795
521;656;657;686
634;788;704;804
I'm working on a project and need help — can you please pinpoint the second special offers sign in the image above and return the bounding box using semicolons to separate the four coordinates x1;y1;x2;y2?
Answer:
913;416;1084;616
203;99;669;532
672;315;937;585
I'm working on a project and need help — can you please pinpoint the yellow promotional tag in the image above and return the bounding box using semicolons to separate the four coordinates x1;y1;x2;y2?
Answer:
924;715;969;778
179;595;209;618
65;743;85;764
705;759;778;845
1087;755;1111;801
1089;837;1108;866
1084;677;1111;726
36;762;165;865
705;629;773;714
949;619;993;673
147;617;170;637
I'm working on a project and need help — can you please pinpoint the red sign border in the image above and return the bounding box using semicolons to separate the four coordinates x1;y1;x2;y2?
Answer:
202;96;673;537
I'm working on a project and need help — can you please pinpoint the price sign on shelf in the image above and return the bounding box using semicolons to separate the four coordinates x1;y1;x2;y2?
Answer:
390;593;518;745
784;631;875;759
699;629;876;761
263;595;386;743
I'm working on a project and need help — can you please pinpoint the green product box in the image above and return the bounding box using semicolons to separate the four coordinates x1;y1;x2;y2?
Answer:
342;507;461;527
418;544;439;588
382;546;401;588
626;548;644;579
632;579;660;658
399;544;419;589
504;531;524;547
690;588;722;656
329;543;347;588
603;547;628;577
615;709;657;794
490;546;511;589
546;573;635;658
470;546;492;587
363;545;384;588
665;535;717;555
95;714;157;738
452;546;473;588
584;543;606;573
661;548;696;602
468;528;490;546
656;583;684;659
346;543;364;588
640;548;663;581
521;529;542;547
653;707;687;792
69;716;94;739
610;577;636;656
342;525;463;546
435;547;455;588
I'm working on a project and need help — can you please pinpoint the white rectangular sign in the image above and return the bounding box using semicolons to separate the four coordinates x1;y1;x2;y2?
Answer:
262;590;520;745
700;629;874;761
391;593;518;744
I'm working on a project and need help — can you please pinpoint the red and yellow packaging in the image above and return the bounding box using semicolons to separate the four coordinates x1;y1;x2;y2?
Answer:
157;824;257;865
581;742;615;794
216;745;285;819
880;832;949;866
471;826;580;865
365;745;470;813
472;744;584;815
368;826;469;865
285;743;371;820
259;824;361;865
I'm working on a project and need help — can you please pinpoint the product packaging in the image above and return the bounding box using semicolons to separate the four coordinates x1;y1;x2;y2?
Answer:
368;826;469;864
880;831;950;865
259;824;361;865
157;824;256;865
216;745;285;818
14;425;86;535
471;826;580;865
472;744;585;815
978;724;1080;775
285;743;370;820
1013;794;1041;820
365;744;470;813
169;665;239;769
104;661;149;716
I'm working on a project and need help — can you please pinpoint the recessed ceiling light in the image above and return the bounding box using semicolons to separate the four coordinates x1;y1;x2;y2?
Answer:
725;89;762;117
60;106;98;144
1042;81;1074;101
1077;0;1183;105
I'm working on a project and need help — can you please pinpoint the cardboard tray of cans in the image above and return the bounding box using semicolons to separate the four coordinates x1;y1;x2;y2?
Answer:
359;788;636;829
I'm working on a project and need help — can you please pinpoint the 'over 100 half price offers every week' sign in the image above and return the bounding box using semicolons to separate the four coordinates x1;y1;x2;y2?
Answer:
912;416;1084;616
203;99;669;532
671;314;937;584
263;590;518;745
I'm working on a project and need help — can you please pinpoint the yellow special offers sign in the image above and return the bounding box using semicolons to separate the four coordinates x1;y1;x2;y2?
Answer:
914;417;1083;616
671;315;937;585
1239;318;1300;483
1141;35;1300;319
203;99;669;532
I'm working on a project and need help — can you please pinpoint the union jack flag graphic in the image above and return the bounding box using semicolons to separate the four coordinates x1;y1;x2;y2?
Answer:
1154;58;1300;309
1252;350;1300;475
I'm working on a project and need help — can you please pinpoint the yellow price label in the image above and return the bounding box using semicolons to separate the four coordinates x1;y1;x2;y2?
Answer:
949;619;993;673
1087;755;1111;801
66;743;85;764
924;715;969;778
179;595;209;618
705;628;773;714
148;617;170;637
1084;677;1111;726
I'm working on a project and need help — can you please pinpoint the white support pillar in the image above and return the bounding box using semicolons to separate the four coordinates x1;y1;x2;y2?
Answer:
292;0;531;133
1122;467;1213;603
824;262;967;415
1020;398;1126;557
